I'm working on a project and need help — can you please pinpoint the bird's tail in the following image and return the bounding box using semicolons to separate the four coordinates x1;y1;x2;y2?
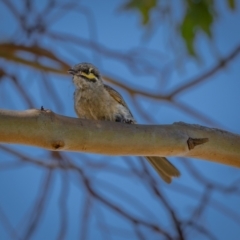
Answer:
145;156;180;183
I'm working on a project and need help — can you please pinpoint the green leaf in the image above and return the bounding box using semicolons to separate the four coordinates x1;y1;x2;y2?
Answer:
227;0;235;9
123;0;157;24
180;0;216;56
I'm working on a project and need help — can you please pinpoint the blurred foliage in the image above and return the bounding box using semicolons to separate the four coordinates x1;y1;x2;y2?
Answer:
123;0;236;56
0;0;237;69
180;0;215;56
228;0;236;9
123;0;157;24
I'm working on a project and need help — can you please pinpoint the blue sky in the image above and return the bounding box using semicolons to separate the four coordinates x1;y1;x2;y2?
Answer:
0;0;240;239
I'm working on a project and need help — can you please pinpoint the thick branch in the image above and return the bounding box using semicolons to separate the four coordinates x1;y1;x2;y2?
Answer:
0;109;239;168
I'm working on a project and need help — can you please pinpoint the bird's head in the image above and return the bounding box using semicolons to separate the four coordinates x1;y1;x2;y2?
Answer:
68;62;102;89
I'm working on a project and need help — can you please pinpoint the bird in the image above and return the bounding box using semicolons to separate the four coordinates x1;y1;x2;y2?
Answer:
68;62;180;183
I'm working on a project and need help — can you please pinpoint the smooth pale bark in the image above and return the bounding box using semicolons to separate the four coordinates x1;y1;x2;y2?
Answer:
0;109;240;168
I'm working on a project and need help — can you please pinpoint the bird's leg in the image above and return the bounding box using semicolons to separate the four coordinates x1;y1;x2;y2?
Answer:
115;115;134;124
123;119;134;124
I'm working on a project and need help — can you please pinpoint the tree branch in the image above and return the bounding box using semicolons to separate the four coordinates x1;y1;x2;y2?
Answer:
0;109;239;168
169;44;240;97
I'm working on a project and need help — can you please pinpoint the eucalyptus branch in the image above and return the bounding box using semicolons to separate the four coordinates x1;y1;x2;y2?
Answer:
0;109;239;168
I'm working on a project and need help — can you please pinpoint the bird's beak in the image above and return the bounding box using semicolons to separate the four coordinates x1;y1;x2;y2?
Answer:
68;68;76;75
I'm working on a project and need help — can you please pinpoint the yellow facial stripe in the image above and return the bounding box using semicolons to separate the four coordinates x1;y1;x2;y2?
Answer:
80;72;97;80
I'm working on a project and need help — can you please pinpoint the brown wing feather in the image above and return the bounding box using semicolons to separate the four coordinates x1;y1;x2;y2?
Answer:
104;84;134;118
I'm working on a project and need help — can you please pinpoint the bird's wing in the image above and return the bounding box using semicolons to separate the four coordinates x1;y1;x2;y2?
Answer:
104;84;135;118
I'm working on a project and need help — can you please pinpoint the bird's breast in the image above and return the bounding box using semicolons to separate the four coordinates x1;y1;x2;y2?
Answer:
74;88;114;121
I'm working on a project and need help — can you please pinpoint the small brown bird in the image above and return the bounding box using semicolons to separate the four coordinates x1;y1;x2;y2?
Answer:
68;62;180;183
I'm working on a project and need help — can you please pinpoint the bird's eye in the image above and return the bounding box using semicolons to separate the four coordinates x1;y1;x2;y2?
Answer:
82;69;88;74
89;68;93;74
